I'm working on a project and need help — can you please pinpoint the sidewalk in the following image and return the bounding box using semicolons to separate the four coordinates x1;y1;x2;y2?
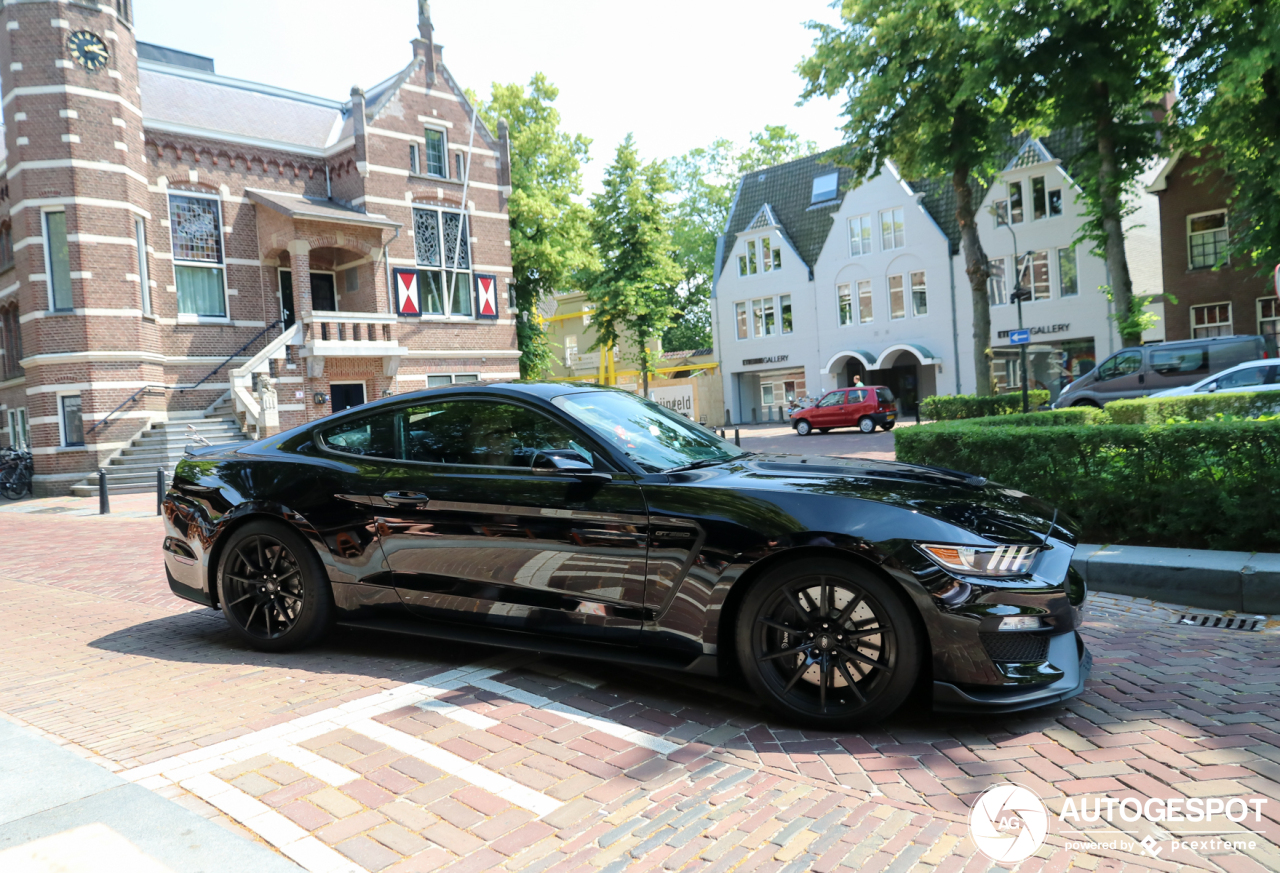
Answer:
0;716;300;872
1074;543;1280;615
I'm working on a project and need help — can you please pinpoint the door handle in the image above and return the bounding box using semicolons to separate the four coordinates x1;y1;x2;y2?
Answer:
383;491;429;504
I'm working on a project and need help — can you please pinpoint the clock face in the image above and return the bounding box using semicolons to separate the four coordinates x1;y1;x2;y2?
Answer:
68;30;109;72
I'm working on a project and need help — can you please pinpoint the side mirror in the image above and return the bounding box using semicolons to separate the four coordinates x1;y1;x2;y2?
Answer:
532;450;612;482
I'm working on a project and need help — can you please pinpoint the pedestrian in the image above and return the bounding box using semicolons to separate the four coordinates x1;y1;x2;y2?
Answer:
852;374;864;388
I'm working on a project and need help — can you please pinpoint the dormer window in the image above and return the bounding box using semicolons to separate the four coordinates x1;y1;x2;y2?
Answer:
1009;181;1024;224
761;237;773;272
1031;176;1063;219
811;172;838;204
738;236;781;277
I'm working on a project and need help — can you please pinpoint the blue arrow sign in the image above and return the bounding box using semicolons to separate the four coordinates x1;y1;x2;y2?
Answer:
1009;329;1031;345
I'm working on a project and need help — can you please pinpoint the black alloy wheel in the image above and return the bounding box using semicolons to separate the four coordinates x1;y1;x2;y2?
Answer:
737;559;919;727
216;521;332;651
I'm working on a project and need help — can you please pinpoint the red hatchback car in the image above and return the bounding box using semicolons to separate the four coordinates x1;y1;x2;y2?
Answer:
791;386;898;435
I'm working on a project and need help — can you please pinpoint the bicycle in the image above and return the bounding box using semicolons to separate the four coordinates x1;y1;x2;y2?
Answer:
0;447;33;499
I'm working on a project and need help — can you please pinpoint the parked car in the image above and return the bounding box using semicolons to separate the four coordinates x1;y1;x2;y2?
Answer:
163;382;1089;727
791;386;898;435
1052;335;1268;408
1151;358;1280;398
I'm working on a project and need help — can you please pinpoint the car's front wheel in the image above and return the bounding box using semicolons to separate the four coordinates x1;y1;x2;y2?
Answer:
858;417;876;433
795;420;812;436
736;558;920;727
216;520;333;652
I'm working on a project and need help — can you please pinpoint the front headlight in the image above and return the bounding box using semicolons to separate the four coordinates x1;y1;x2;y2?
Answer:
918;543;1041;577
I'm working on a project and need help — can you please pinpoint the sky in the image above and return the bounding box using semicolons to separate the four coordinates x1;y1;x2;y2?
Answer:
132;0;848;196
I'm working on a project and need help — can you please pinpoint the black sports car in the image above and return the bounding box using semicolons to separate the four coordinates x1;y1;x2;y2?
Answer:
162;381;1090;727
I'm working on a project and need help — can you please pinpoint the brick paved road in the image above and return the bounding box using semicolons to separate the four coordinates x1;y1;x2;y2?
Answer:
732;422;900;461
2;500;1279;873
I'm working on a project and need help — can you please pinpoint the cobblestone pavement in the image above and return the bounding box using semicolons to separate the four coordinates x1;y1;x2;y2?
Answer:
2;502;1279;873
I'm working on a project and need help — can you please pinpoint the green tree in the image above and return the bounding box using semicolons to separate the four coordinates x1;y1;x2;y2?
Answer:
470;75;593;378
799;0;1012;394
586;135;685;394
1174;0;1280;275
997;0;1174;346
666;127;816;352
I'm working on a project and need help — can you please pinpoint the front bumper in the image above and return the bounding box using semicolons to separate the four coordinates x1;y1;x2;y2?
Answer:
933;631;1092;712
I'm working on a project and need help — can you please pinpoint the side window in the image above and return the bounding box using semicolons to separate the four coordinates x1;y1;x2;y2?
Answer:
1095;349;1143;381
1217;366;1270;389
319;412;398;457
400;400;591;469
817;392;845;408
847;389;868;404
1149;346;1208;376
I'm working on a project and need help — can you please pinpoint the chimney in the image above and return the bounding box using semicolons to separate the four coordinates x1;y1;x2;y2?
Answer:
413;0;436;84
351;86;369;178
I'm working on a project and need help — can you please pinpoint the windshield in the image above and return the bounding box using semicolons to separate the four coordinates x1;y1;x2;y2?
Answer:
552;389;747;473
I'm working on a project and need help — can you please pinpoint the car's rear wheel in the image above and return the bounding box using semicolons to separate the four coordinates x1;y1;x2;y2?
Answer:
1071;400;1099;408
796;419;812;436
882;422;895;431
217;520;333;652
858;417;876;433
736;558;920;727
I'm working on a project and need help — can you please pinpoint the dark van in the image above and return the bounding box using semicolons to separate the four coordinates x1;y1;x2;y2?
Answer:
1052;335;1268;408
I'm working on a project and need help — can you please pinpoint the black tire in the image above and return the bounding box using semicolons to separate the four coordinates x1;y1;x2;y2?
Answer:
1071;400;1100;408
2;470;28;500
882;422;895;431
819;428;831;434
795;419;812;436
735;558;920;728
858;417;876;434
216;520;333;652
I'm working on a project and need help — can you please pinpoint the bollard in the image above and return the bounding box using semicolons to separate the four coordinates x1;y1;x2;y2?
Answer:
156;467;165;516
98;468;110;515
734;428;740;447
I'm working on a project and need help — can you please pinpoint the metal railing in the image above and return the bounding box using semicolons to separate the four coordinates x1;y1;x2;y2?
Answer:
181;320;282;394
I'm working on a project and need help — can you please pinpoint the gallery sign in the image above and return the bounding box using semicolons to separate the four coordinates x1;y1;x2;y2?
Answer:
996;323;1070;340
742;355;789;366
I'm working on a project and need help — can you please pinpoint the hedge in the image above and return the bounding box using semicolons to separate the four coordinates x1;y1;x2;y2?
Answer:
955;407;1109;428
894;418;1280;551
920;391;1050;421
1104;391;1280;425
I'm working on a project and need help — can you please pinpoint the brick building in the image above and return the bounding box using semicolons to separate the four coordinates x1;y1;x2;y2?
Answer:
1147;151;1279;349
0;0;518;495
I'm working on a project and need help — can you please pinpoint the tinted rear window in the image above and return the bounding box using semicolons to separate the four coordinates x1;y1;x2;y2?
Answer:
1150;346;1208;375
877;387;895;403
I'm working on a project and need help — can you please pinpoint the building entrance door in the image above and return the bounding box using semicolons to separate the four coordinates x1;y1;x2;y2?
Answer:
331;383;365;412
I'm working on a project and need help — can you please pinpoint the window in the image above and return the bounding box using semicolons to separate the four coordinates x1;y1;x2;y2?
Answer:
818;391;845;407
427;375;454;388
783;381;796;402
409;143;420;175
1030;251;1050;301
1260;298;1279;351
401;400;587;468
735;301;748;339
988;257;1008;306
61;394;84;447
1095;349;1143;381
319;410;398;457
564;334;578;366
761;237;773;272
1192;302;1232;338
876;387;895;404
837;284;853;325
811;172;838;203
780;295;793;334
761;298;776;335
116;0;132;25
761;383;775;407
7;408;28;450
455;153;464;180
888;275;906;320
0;223;12;272
1215;364;1278;390
455;374;480;382
747;240;758;274
858;279;874;324
423;128;446;177
45;211;73;311
993;200;1009;227
1058;247;1078;297
1;304;22;380
1009;181;1024;224
1188;210;1228;269
847;389;868;404
168;194;226;317
1150;346;1208;376
738;254;748;277
344;266;359;294
880;207;905;250
848;215;872;256
1032;176;1047;220
134;218;150;316
910;271;927;317
413;207;471;316
1048;187;1063;216
771;243;781;270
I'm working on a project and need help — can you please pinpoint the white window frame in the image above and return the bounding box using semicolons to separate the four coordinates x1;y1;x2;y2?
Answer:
811;172;838;204
1191;301;1233;338
857;279;874;324
880;207;905;251
746;240;758;275
168;191;230;323
413;206;474;319
761;237;773;272
988;256;1008;306
56;390;84;449
1057;247;1078;297
134;216;151;317
409;143;421;175
910;270;928;318
1187;209;1229;270
1028;250;1051;302
735;301;748;339
328;380;367;411
888;274;906;320
837;284;853;326
309;269;339;313
1259;297;1279;340
6;407;28;450
422;126;448;179
779;294;793;334
1008;180;1025;224
564;334;578;367
848;215;872;257
42;207;72;312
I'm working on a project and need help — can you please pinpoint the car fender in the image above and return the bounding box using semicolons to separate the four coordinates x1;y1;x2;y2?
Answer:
199;500;332;607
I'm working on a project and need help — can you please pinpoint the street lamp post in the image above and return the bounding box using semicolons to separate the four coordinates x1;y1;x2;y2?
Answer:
995;215;1034;413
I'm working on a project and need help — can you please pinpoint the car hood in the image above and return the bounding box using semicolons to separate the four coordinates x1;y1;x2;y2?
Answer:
675;452;1075;546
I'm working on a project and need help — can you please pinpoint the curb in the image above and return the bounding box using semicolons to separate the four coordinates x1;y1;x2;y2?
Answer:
1071;543;1280;613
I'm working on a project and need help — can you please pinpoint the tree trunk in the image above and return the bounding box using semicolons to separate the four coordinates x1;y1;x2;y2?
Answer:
640;335;650;395
953;162;993;395
1093;81;1139;347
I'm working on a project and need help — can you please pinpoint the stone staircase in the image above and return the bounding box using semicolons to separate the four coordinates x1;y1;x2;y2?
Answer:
70;396;251;497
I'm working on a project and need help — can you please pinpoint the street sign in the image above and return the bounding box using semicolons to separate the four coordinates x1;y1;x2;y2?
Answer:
1009;329;1031;345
